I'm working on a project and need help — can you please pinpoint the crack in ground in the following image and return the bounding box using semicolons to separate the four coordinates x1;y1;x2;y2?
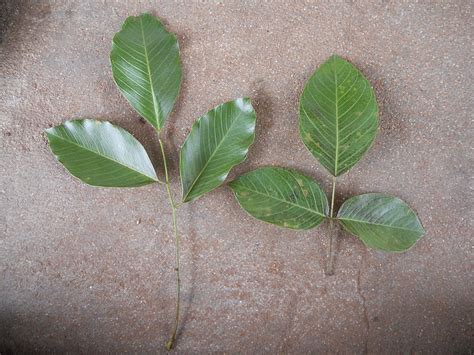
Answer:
357;256;370;354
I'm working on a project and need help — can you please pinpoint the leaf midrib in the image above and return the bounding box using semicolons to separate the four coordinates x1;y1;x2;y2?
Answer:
333;57;339;176
235;185;326;217
47;131;157;181
140;16;161;129
338;217;423;233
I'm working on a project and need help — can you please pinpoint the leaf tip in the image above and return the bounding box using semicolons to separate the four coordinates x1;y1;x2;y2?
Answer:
328;54;346;63
416;220;426;236
235;97;255;114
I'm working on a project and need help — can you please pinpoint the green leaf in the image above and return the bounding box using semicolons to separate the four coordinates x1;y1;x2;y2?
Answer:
110;13;182;130
180;98;256;202
45;119;158;187
229;167;328;230
337;193;425;252
299;55;379;176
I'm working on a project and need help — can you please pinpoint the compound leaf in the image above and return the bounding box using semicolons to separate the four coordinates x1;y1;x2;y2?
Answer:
180;98;256;202
45;119;158;187
229;167;328;230
110;13;182;130
299;55;378;176
337;193;425;252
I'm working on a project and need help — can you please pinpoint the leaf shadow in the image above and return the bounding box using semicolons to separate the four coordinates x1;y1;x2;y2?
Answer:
348;58;410;172
160;14;190;160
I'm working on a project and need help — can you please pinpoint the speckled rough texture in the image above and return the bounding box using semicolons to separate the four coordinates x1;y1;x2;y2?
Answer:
0;1;472;353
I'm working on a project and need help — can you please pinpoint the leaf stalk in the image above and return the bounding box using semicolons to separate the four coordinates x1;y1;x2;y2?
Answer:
326;176;337;276
158;137;181;351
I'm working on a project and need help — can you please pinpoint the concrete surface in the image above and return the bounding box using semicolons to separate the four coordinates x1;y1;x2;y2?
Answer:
1;0;472;353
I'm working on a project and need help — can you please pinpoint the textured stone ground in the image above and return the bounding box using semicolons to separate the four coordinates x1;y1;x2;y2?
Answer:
1;1;472;353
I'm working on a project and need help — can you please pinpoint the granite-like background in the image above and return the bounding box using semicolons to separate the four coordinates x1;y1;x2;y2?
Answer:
1;1;472;353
